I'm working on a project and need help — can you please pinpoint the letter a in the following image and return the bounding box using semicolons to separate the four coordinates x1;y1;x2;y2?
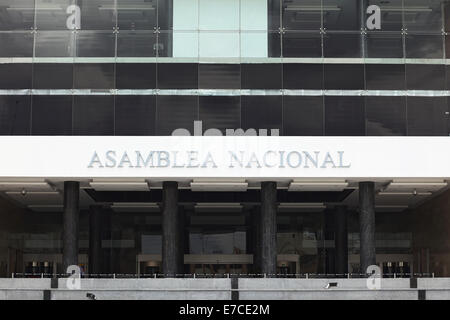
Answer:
366;5;381;30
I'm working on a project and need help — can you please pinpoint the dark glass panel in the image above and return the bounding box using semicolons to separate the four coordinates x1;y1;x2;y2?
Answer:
366;64;405;90
405;35;443;59
368;0;403;31
157;0;173;31
0;32;33;57
77;0;117;30
31;96;72;135
156;32;173;57
0;0;35;30
282;0;322;30
404;0;443;32
323;32;361;58
199;96;240;134
324;64;364;90
73;63;114;89
117;31;157;57
323;0;361;31
157;63;197;89
198;64;240;89
35;31;76;57
35;0;71;30
0;64;32;89
117;0;157;30
269;0;281;31
116;63;156;89
407;97;448;136
156;96;198;135
366;97;406;136
115;96;156;136
73;96;114;135
283;63;323;89
268;32;282;58
241;64;282;89
283;96;324;136
33;63;73;89
0;96;31;135
241;96;282;131
365;32;404;58
76;32;116;57
325;96;365;135
406;64;445;90
283;32;322;57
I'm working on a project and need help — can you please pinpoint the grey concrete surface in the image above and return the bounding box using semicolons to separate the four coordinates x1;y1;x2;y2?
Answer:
417;278;450;289
238;278;411;290
0;278;51;289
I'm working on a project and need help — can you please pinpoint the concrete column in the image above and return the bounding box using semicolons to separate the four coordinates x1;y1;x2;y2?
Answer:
89;205;103;276
324;208;335;275
162;181;181;277
359;181;376;275
62;181;80;272
334;205;348;275
260;182;277;276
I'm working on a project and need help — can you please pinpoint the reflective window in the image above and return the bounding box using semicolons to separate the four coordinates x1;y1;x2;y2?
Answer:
33;63;74;89
323;32;361;58
283;96;324;136
406;64;445;90
282;0;322;31
0;33;33;57
283;64;323;89
324;64;364;90
198;64;241;89
156;96;198;135
35;31;76;57
323;0;361;31
73;96;114;135
117;32;157;57
241;64;282;89
325;96;365;135
157;63;198;89
0;64;32;89
366;97;407;136
199;96;241;134
73;63;115;89
366;64;405;90
117;0;157;30
241;96;282;131
31;96;72;135
115;96;156;136
0;96;31;135
0;0;35;30
365;33;404;58
116;64;156;89
407;97;448;136
283;32;323;57
403;0;443;33
77;0;117;30
405;35;443;59
76;32;116;57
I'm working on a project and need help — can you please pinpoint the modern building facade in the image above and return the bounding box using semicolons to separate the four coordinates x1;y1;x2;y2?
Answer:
0;0;449;279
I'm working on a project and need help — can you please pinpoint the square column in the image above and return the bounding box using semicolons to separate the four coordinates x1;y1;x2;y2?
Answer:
162;181;181;277
359;181;376;275
260;182;277;276
63;181;80;272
